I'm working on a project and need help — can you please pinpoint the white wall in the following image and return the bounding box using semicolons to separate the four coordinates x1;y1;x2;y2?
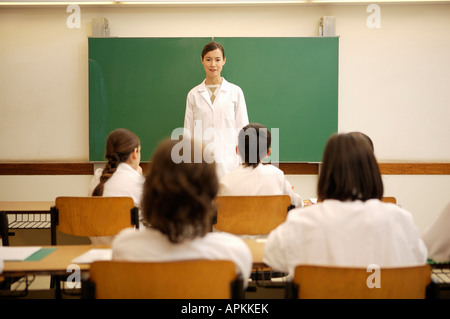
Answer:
1;4;450;161
1;4;449;232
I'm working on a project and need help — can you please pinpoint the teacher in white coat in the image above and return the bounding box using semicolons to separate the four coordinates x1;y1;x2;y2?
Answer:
184;41;249;180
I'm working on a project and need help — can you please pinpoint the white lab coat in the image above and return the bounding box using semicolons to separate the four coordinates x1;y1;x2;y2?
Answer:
88;162;145;245
89;163;145;205
219;163;303;207
184;78;249;179
264;199;428;276
112;227;253;286
422;201;450;262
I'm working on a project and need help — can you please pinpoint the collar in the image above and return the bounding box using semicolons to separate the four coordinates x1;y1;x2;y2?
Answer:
117;162;141;176
198;78;230;93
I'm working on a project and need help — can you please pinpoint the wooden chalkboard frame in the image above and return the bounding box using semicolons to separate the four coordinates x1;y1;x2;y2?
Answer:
88;37;338;162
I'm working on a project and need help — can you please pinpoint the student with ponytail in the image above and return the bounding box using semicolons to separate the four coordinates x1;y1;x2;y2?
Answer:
88;128;145;244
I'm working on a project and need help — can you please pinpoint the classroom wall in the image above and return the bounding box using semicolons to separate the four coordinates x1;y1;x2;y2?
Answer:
1;4;449;233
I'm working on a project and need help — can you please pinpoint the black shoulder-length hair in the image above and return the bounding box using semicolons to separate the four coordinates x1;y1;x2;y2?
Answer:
237;123;271;168
201;41;225;59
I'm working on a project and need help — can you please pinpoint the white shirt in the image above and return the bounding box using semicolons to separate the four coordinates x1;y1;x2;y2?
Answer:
88;162;145;245
184;78;249;179
422;201;450;262
219;163;303;207
112;227;253;286
89;162;145;205
264;199;428;276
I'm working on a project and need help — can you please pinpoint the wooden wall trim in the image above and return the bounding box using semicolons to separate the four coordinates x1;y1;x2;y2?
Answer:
0;162;449;175
0;163;94;175
378;163;450;175
278;163;319;174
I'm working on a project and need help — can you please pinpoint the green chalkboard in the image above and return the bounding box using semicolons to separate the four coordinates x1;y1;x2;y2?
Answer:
89;37;338;162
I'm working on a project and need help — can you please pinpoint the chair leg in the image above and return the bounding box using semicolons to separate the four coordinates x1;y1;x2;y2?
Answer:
284;282;298;299
426;281;440;299
50;275;62;299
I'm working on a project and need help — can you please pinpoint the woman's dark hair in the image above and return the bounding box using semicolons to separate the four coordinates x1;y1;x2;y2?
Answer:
201;41;225;59
318;132;383;202
92;128;140;196
349;131;374;152
238;123;271;168
142;138;219;244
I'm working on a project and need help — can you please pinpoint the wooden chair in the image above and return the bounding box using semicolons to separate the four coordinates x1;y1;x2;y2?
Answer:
82;260;244;299
382;197;397;204
214;195;291;235
50;196;139;245
0;211;10;246
0;211;25;292
49;196;139;298
287;264;433;299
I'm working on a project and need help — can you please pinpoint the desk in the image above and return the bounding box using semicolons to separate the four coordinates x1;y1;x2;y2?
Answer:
0;201;54;212
0;201;54;229
2;239;266;278
242;238;265;267
2;245;98;277
242;238;285;284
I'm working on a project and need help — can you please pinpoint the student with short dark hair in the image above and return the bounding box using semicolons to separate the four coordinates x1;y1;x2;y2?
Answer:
264;132;427;276
219;123;303;208
112;138;252;283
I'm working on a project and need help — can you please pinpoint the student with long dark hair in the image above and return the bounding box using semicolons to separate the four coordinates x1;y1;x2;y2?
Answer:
264;132;427;276
88;128;145;244
90;128;143;201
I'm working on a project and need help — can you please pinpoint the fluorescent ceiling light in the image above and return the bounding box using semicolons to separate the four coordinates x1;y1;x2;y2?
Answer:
0;1;116;4
0;0;448;5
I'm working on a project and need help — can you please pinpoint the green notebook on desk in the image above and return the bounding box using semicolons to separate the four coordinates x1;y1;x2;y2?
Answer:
25;248;56;261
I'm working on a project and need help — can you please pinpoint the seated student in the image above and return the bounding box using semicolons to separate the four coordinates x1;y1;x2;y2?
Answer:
88;128;145;245
264;132;427;276
422;201;450;262
349;131;374;152
112;138;253;284
219;123;303;208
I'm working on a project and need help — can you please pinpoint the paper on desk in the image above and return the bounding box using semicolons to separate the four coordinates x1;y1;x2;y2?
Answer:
0;246;41;261
71;248;112;264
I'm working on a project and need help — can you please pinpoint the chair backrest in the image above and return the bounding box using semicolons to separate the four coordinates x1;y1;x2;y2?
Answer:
84;259;243;299
382;197;397;204
50;196;139;244
289;264;432;299
214;195;291;235
0;211;10;246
